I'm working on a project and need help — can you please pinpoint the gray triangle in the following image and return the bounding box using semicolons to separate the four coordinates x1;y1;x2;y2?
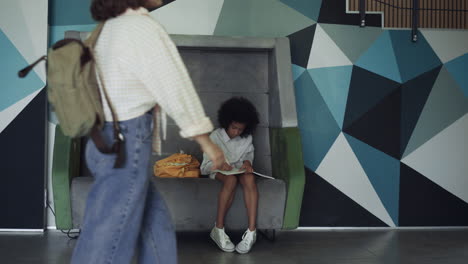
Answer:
320;23;383;63
214;0;315;37
403;67;468;158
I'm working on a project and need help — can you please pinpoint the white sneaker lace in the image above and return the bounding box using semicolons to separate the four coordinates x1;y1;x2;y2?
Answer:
239;231;251;247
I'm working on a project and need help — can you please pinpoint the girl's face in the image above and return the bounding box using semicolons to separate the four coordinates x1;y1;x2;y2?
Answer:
226;121;246;139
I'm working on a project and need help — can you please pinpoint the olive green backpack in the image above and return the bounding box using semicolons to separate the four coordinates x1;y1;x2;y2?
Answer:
19;24;124;167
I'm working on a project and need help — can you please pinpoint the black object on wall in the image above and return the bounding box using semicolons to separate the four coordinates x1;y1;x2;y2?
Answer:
0;89;46;229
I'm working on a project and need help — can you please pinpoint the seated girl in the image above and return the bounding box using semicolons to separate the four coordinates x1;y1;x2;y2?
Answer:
200;97;260;254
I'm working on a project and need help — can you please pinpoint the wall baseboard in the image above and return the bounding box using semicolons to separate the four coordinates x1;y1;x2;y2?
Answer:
0;229;44;232
296;226;468;231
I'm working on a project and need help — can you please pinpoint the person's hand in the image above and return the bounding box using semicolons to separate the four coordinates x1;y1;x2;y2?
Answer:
193;134;226;171
240;160;253;173
220;162;233;171
202;141;225;171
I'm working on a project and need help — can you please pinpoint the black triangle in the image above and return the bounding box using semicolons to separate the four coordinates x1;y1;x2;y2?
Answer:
400;66;441;157
317;0;382;26
0;89;46;229
344;88;402;159
399;163;468;226
300;167;388;227
287;24;317;68
344;66;401;129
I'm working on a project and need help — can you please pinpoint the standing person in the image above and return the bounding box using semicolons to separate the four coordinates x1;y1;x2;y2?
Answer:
71;0;225;263
200;97;260;254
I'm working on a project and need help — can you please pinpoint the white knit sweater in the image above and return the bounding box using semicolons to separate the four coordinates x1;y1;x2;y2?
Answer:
94;7;213;139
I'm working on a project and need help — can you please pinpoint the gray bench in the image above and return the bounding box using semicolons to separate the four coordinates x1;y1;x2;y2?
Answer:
53;34;305;232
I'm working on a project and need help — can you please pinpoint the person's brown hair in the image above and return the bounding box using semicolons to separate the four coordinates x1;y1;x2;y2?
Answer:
90;0;147;21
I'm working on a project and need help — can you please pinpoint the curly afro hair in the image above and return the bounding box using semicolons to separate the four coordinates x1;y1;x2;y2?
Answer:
217;97;260;138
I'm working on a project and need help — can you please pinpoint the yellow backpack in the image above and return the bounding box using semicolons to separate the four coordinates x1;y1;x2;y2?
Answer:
154;153;201;178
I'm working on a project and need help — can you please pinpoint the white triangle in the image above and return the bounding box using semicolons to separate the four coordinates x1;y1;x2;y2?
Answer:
0;0;48;82
307;24;352;69
421;29;468;63
402;113;468;203
317;133;396;227
150;0;224;35
0;89;43;134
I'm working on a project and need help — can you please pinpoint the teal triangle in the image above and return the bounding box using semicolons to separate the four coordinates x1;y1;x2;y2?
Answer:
344;133;400;226
390;30;442;83
403;67;468;158
215;0;315;37
320;23;383;63
292;64;306;81
279;0;323;21
309;66;353;129
445;53;468;97
295;71;340;171
356;31;402;83
0;30;44;111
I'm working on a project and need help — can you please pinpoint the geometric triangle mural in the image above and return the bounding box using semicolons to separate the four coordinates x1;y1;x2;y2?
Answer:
287;24;317;68
0;29;44;112
279;0;322;21
390;30;442;83
344;66;400;129
214;0;315;37
300;168;387;227
355;31;402;83
7;0;466;228
309;66;352;129
292;64;306;81
307;24;352;69
400;66;442;157
445;53;468;97
316;133;396;226
345;133;400;226
344;88;402;159
294;71;340;171
151;0;224;35
402;114;468;204
320;23;383;63
399;163;468;226
420;29;468;64
403;67;468;158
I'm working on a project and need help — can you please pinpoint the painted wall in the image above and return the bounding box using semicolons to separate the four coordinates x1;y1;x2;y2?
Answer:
48;0;468;227
0;0;48;229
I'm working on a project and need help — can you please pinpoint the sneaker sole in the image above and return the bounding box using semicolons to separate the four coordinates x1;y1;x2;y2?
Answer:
235;247;250;254
210;233;235;253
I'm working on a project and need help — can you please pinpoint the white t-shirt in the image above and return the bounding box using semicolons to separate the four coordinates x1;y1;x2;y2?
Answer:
200;128;254;179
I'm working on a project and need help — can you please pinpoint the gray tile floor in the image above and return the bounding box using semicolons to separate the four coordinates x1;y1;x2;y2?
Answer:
0;229;467;264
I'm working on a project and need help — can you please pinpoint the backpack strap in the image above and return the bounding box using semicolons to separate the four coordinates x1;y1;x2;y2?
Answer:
88;23;126;168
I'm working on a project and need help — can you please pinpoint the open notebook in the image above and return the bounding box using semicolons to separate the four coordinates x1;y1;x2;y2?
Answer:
212;168;274;179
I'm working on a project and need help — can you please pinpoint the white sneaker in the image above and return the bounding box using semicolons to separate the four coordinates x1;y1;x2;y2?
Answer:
235;229;257;254
210;226;235;252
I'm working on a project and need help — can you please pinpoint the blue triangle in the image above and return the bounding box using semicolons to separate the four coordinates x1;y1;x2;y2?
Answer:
0;30;44;111
445;53;468;97
356;31;402;83
295;71;341;171
344;133;400;226
309;66;353;129
390;30;442;83
279;0;322;21
292;64;306;81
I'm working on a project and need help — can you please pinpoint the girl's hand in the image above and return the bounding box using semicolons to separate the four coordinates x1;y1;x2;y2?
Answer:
241;160;254;173
220;162;233;171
